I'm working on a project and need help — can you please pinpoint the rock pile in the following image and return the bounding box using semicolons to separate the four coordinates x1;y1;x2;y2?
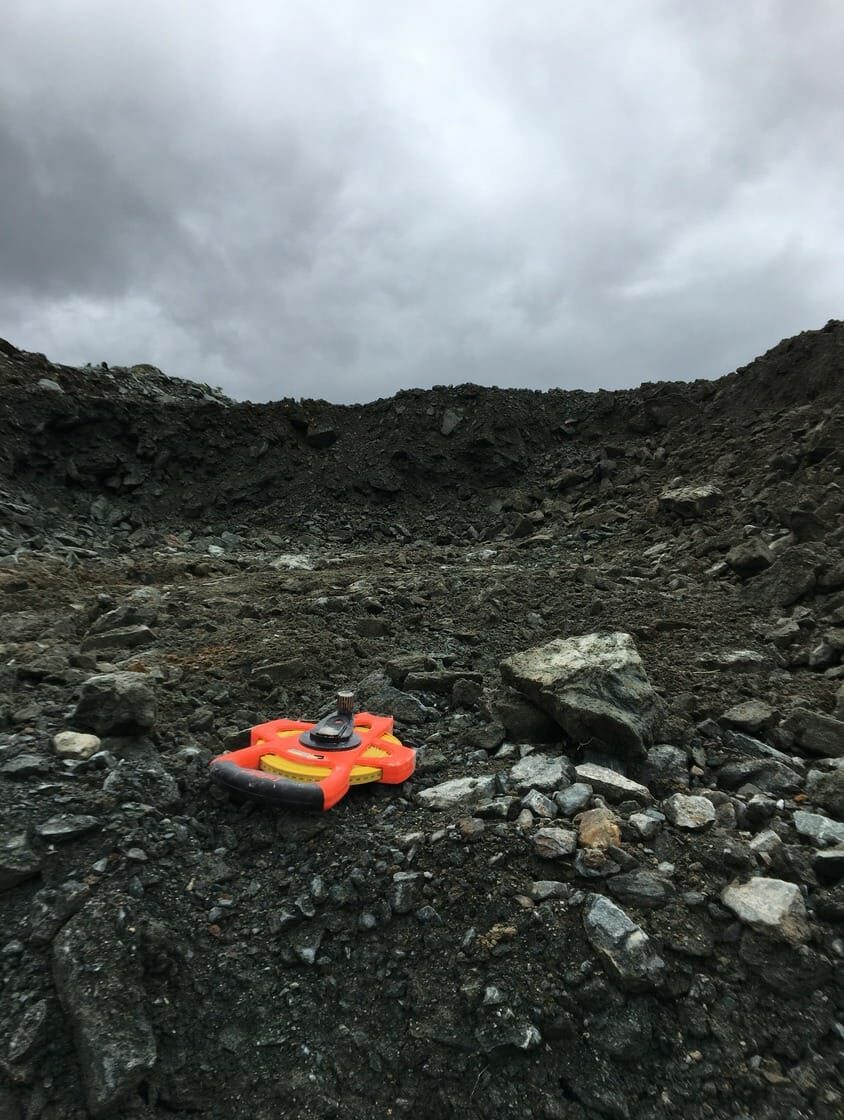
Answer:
0;322;843;1118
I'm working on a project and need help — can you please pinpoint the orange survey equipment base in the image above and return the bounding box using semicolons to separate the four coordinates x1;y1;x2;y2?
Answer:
209;712;415;811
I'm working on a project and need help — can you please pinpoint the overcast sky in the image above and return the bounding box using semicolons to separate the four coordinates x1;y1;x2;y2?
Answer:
1;2;842;403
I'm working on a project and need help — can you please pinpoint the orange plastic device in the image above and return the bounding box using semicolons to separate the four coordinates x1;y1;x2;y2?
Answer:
209;696;415;811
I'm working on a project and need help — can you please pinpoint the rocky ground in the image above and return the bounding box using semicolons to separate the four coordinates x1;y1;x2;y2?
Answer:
0;322;843;1120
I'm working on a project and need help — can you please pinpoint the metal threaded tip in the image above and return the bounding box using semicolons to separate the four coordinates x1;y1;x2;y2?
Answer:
336;690;355;715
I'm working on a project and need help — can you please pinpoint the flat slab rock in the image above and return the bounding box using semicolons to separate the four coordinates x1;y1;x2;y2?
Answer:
721;877;809;945
416;775;497;811
574;762;652;804
500;631;664;758
658;484;722;517
793;810;844;847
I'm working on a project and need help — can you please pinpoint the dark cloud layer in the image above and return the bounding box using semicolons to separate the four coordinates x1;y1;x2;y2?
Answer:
1;1;842;402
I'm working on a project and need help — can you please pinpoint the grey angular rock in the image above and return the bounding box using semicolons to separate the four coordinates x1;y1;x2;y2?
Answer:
750;543;823;607
720;700;778;735
53;899;157;1117
533;827;576;859
500;632;664;758
780;708;844;757
813;845;844;885
582;895;666;990
416;775;496;810
555;782;592;816
607;870;673;909
8;999;49;1063
726;538;774;577
721;877;809;944
662;794;716;830
521;789;557;817
80;625;156;654
806;768;844;820
390;872;423;914
0;833;43;890
74;672;157;736
639;744;688;797
793;809;844;846
356;670;437;724
35;815;99;842
88;596;159;635
629;811;664;839
529;880;570;901
574;762;652;804
509;752;575;794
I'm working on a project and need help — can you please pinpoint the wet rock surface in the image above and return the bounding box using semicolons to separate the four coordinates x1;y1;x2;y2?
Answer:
0;323;843;1117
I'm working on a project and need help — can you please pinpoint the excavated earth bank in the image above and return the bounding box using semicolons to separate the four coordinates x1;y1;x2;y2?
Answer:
0;322;843;1119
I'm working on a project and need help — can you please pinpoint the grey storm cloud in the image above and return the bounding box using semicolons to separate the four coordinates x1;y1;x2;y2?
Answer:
1;0;842;402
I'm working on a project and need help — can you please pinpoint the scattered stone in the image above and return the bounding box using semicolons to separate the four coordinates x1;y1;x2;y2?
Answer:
720;700;778;735
726;538;774;577
749;829;782;856
356;670;438;724
662;794;716;831
8;998;49;1063
521;789;557;817
793;810;844;847
35;815;100;842
658;484;722;518
721;877;809;944
806;769;844;820
305;424;337;449
509;753;574;794
0;833;43;890
780;708;844;757
577;805;621;849
574;849;622;879
574;762;652;804
629;811;664;840
813;846;844;886
582;895;665;990
416;775;497;811
474;796;518;821
456;816;486;841
53;899;157;1116
751;543;823;607
52;731;102;760
440;408;463;436
608;870;673;909
73;672;157;736
390;872;423;914
529;880;569;901
0;753;48;777
533;827;576;860
80;625;156;654
555;782;592;816
639;744;688;796
500;631;664;757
